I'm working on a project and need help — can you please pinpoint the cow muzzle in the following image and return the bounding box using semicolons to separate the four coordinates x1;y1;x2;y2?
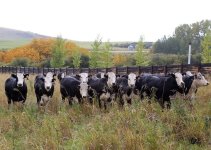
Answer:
17;83;23;87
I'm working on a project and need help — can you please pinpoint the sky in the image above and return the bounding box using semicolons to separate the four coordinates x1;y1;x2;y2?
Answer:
0;0;211;42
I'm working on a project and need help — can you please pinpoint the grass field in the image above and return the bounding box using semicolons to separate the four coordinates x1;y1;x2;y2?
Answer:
0;74;211;149
0;39;32;50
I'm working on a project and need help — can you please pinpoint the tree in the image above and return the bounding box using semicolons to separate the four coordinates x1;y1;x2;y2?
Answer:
99;40;113;68
50;37;66;67
72;50;81;68
135;37;146;66
89;36;102;68
201;32;211;63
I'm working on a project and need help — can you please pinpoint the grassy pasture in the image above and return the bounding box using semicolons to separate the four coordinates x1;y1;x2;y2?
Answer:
0;39;32;50
0;74;211;149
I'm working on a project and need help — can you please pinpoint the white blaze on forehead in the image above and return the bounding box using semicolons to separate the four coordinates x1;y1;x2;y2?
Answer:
79;83;89;97
128;73;136;87
79;73;88;83
186;71;193;76
174;72;184;87
44;72;54;91
107;72;116;87
195;72;209;86
17;73;24;86
100;73;105;78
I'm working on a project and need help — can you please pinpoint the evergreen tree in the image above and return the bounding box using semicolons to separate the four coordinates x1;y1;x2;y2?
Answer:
201;32;211;63
72;50;81;68
100;40;113;68
89;36;102;68
135;37;146;66
50;37;66;67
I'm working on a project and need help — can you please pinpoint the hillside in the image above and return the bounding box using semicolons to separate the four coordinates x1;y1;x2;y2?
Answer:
0;27;50;49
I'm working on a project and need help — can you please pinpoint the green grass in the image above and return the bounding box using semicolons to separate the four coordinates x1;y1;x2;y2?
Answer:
0;74;211;149
0;39;32;50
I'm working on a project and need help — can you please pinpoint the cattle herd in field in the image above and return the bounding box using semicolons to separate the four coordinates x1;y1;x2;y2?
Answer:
4;71;210;110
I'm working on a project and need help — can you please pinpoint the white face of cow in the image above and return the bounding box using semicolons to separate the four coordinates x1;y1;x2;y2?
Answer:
186;71;193;76
194;73;209;86
79;73;88;83
174;72;184;88
44;72;55;91
107;72;116;88
16;73;24;87
79;83;89;98
128;73;136;88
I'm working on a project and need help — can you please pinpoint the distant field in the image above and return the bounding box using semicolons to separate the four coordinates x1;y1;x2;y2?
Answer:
0;39;31;50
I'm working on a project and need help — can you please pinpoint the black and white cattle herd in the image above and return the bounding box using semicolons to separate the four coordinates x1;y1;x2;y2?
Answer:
4;71;209;110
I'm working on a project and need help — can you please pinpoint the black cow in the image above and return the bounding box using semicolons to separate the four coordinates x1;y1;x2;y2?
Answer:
88;76;112;109
59;76;90;105
34;72;56;107
135;73;184;109
5;73;29;108
116;76;134;107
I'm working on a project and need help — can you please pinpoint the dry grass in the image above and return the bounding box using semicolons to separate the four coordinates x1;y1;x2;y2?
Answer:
0;74;211;149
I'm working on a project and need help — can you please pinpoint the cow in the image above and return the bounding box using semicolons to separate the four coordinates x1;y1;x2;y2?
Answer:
135;73;184;109
115;73;138;107
59;76;90;105
88;76;112;110
5;73;29;109
34;72;56;107
181;72;209;103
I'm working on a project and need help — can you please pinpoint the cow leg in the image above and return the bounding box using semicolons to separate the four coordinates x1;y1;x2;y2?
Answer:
104;100;107;110
98;95;102;109
68;97;73;106
8;98;12;110
166;98;171;109
119;94;124;107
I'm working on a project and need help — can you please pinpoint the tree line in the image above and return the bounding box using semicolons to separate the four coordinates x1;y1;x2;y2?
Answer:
153;20;211;55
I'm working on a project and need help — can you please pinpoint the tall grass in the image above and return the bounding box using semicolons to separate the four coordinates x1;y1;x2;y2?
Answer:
0;74;210;149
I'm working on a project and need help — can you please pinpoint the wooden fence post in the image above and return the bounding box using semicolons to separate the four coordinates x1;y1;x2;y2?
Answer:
126;66;129;74
180;63;183;73
151;65;154;74
164;65;167;75
198;63;201;72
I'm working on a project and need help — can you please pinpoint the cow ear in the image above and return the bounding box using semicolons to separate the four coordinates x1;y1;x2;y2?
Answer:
116;74;120;78
104;74;108;78
52;78;56;82
194;74;197;79
136;75;140;80
76;74;80;78
43;73;46;77
169;73;175;78
122;75;128;79
11;74;17;78
53;73;56;78
24;74;29;80
88;74;92;78
182;72;186;76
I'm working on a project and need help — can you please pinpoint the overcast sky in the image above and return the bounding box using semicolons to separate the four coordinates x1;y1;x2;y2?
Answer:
0;0;210;42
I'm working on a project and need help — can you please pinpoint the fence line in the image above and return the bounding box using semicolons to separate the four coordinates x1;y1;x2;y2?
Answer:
0;63;211;75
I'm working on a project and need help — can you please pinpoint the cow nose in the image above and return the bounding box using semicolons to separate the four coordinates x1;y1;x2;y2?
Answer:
207;82;209;85
82;96;87;98
112;83;116;86
17;83;22;87
131;84;135;88
46;86;50;90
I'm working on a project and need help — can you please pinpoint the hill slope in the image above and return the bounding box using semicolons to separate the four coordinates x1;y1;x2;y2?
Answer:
0;27;51;49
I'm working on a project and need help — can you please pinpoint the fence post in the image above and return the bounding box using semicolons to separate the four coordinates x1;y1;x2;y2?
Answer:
151;65;154;74
180;63;183;73
116;67;118;75
66;67;68;75
198;63;201;72
164;65;167;75
138;66;141;75
126;66;129;74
